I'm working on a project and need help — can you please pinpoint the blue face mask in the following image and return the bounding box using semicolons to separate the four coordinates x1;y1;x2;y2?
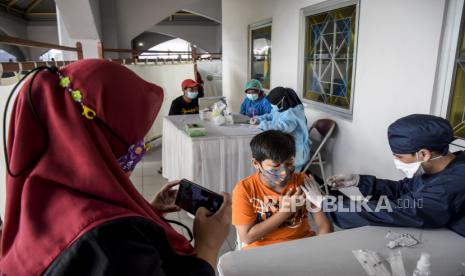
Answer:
187;91;198;99
246;94;259;101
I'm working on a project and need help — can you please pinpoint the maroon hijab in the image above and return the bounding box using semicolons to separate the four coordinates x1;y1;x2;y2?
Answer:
0;59;194;275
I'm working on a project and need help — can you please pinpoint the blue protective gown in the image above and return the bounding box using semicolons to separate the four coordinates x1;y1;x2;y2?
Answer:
329;151;465;237
240;96;272;117
257;105;310;171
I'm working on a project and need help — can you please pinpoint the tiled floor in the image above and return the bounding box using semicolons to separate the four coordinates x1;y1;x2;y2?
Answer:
130;145;237;261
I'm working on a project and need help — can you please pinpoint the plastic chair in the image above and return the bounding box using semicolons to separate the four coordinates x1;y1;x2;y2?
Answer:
302;119;336;194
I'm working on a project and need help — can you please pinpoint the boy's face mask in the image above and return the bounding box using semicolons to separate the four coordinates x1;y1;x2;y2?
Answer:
259;164;295;188
117;139;147;174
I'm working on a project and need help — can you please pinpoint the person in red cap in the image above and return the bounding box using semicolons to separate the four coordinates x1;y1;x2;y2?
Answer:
168;79;201;115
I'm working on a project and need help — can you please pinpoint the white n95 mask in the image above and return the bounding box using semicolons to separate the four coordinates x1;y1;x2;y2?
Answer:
393;153;442;178
393;159;423;178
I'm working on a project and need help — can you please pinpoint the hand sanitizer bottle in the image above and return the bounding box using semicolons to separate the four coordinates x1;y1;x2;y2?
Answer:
412;253;431;276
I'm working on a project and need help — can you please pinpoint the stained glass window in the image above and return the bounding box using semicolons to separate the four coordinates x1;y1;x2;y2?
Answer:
448;8;465;140
303;5;356;111
251;25;271;89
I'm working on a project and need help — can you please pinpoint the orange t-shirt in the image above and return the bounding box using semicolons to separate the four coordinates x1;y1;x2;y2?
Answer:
232;171;315;249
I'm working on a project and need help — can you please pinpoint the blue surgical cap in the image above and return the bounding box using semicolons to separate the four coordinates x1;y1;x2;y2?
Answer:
388;114;454;155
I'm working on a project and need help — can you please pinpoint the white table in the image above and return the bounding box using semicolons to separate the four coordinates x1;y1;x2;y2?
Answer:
218;226;465;276
162;115;261;193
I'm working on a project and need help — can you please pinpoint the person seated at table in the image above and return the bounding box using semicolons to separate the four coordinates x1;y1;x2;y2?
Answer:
168;79;200;115
249;87;310;172
240;79;272;117
0;60;231;275
327;114;465;237
232;130;332;250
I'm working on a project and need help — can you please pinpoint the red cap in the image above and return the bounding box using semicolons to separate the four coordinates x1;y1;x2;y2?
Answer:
181;79;199;90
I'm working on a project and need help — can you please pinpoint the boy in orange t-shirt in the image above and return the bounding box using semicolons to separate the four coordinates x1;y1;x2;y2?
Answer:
233;130;333;249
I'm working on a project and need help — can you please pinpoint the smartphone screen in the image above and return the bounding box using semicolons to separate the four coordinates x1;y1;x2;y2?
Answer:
175;179;224;215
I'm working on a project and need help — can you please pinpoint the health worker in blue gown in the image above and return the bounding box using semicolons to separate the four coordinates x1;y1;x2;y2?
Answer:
327;114;465;237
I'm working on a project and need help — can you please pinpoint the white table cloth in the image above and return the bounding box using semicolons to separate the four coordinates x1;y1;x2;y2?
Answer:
162;115;261;193
218;226;465;276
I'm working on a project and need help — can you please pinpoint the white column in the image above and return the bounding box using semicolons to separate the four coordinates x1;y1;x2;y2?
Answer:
56;0;101;59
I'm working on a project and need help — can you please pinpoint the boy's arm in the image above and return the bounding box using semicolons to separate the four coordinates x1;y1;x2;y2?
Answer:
311;210;333;235
236;212;289;244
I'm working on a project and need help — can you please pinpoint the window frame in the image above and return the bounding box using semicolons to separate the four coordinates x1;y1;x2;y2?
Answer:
446;4;465;143
298;0;360;119
248;19;272;91
432;0;465;148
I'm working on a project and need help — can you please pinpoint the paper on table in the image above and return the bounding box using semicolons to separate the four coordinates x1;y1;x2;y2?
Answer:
385;231;419;249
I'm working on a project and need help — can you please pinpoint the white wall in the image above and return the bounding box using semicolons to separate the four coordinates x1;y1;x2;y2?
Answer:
222;0;447;179
0;11;26;37
0;81;20;219
198;60;223;96
0;11;59;61
115;0;199;49
56;1;101;59
90;0;103;38
55;0;101;40
56;6;99;59
222;0;275;112
149;24;222;53
99;0;121;59
27;22;59;60
126;63;195;138
53;0;221;58
0;11;29;60
114;0;222;49
184;0;222;23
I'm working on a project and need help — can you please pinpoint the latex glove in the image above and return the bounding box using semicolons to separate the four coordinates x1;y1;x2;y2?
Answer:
326;174;360;190
301;175;324;209
249;117;259;125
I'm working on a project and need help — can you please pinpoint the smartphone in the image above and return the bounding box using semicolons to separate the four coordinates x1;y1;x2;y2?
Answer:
175;179;224;215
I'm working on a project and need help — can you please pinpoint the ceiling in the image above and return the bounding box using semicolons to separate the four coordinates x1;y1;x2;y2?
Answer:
0;0;56;21
0;4;218;23
159;10;219;26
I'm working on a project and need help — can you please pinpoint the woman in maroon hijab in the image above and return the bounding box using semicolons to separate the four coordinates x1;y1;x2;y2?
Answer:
0;59;231;276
